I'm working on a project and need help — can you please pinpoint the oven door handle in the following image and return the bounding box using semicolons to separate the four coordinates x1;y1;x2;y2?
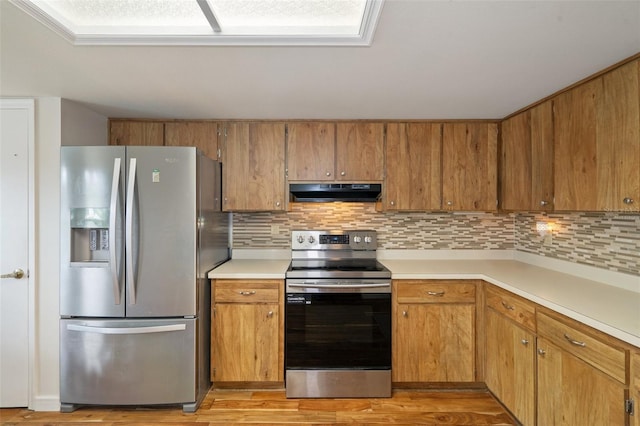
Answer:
287;283;390;289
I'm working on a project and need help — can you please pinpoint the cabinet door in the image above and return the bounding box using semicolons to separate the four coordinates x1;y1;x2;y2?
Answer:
555;60;640;211
442;122;498;211
632;350;640;426
500;101;553;211
554;78;600;211
212;303;280;382
110;121;164;146
597;60;640;211
530;101;555;210
500;111;531;211
164;121;218;160
287;122;335;181
485;309;535;426
221;122;286;211
335;122;384;181
393;303;475;382
385;123;442;210
537;338;627;426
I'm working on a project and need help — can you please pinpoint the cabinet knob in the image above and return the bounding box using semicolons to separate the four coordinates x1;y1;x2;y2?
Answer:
390;201;395;206
267;311;274;317
446;201;453;206
537;348;546;356
340;171;346;176
275;201;281;207
540;200;549;206
623;197;634;205
326;171;331;177
402;310;408;317
521;339;529;346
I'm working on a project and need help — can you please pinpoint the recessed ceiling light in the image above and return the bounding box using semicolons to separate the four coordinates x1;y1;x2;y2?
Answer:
10;0;384;46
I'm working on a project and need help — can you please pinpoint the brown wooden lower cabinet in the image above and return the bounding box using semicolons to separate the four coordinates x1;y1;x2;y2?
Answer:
211;279;284;386
484;283;634;426
536;310;630;426
632;350;640;426
392;280;477;383
537;337;627;426
485;308;536;426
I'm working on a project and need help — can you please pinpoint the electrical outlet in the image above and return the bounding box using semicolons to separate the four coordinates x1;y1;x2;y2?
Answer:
270;224;279;235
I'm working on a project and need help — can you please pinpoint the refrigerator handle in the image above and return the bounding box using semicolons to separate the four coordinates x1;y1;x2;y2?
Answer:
126;157;137;304
67;323;186;335
109;158;122;305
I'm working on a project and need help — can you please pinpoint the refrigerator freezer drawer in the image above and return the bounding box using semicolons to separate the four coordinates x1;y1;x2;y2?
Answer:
60;318;197;408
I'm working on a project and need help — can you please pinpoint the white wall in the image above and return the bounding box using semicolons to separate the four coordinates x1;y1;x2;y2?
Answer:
31;98;107;410
61;99;108;146
32;97;62;410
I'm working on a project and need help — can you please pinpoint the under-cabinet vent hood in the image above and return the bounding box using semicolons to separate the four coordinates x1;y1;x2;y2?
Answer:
289;183;382;202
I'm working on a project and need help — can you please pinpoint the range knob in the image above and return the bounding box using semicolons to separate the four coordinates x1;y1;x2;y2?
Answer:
353;236;362;243
308;235;315;244
364;236;373;244
297;235;305;244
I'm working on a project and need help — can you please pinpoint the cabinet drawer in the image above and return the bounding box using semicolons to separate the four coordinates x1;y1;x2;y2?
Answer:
395;280;476;304
537;312;627;383
485;286;536;332
214;280;281;304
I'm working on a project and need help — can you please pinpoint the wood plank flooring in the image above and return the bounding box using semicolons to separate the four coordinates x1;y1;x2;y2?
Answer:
1;389;517;425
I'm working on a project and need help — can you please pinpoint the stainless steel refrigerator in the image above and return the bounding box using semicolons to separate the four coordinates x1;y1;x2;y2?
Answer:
59;146;229;412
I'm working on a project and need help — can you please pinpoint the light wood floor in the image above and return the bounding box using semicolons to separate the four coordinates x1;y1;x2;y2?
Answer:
1;389;516;425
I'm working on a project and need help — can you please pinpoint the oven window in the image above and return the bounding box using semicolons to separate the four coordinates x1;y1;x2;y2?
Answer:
285;293;391;370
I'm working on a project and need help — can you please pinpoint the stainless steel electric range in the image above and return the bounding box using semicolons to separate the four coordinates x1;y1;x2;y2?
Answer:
285;230;392;398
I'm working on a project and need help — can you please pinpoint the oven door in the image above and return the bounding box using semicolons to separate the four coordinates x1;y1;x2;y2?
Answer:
285;280;391;370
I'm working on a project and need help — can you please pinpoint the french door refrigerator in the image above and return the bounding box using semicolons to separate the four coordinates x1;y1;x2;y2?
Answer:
59;146;229;412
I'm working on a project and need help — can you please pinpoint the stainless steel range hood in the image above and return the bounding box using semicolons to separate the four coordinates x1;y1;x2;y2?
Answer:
289;183;382;202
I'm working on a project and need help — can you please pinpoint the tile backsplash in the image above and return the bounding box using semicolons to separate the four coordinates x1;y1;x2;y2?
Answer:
232;203;640;276
515;212;640;276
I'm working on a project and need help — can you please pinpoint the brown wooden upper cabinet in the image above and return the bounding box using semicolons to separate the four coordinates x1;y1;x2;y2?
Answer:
554;59;640;212
384;122;442;211
286;122;384;182
442;122;498;211
500;101;554;211
286;122;335;181
164;121;218;160
219;122;286;212
110;120;164;146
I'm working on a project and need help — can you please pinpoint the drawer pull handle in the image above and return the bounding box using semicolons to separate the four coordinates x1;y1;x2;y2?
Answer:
564;334;586;347
427;291;445;297
501;301;515;311
239;291;257;296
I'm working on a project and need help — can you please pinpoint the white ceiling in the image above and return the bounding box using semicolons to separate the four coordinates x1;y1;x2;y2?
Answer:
1;0;639;120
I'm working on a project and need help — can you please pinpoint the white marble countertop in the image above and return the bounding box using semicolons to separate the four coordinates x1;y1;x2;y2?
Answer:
209;251;640;347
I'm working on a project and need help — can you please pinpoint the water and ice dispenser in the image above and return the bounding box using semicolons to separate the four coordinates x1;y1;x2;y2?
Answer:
69;207;110;263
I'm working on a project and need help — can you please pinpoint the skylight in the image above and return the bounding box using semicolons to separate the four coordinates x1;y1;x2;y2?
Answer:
11;0;384;46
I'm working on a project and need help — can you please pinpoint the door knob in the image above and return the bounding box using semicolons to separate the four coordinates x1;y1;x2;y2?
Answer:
1;268;25;279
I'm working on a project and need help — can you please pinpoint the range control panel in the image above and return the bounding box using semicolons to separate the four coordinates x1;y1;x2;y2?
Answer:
291;230;378;251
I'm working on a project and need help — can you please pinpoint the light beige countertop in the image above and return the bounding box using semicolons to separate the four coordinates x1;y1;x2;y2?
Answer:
209;250;640;347
209;259;291;279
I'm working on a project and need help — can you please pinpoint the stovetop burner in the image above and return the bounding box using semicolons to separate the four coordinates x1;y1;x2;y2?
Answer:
286;230;390;280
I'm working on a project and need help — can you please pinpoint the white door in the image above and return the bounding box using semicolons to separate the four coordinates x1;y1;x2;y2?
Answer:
0;99;34;407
